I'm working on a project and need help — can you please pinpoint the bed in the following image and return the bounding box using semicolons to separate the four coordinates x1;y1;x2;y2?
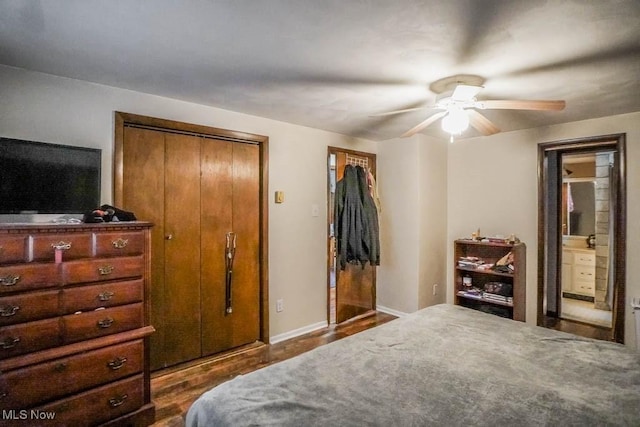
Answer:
186;304;640;426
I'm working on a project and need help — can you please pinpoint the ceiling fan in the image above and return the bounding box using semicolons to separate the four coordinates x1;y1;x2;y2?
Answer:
374;75;566;140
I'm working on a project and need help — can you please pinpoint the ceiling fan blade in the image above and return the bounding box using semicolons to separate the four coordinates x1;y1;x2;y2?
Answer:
476;99;566;111
451;84;483;101
467;110;501;136
401;111;447;138
370;106;433;117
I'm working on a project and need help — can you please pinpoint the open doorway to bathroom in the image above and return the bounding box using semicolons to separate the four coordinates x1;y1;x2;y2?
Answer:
538;134;626;343
560;152;612;328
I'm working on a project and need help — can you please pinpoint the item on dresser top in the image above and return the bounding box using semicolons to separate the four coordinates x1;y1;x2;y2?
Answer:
84;204;137;223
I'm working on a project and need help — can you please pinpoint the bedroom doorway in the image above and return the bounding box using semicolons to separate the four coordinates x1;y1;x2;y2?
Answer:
327;147;378;324
538;134;626;343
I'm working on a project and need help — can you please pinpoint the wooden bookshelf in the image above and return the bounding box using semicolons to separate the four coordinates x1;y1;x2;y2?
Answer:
454;239;526;321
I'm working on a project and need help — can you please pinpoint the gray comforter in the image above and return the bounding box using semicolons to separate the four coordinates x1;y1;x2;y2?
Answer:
186;304;640;426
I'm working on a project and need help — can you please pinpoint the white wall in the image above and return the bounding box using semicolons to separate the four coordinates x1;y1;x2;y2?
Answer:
0;65;377;339
377;138;421;313
418;135;448;308
376;133;448;313
447;111;640;348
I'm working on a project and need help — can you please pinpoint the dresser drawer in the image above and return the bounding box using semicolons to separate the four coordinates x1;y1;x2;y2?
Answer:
0;339;144;409
95;231;145;257
32;233;93;262
573;251;595;266
574;282;595;295
573;265;595;283
0;263;60;294
36;374;144;427
62;255;144;285
61;279;144;313
63;303;143;343
0;317;62;360
0;289;60;326
0;235;28;264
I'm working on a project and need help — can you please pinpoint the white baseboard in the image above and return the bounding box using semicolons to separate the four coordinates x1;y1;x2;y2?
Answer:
269;320;328;344
376;305;409;318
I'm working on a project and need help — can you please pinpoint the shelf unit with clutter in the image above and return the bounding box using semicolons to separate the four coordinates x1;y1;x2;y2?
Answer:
453;237;526;322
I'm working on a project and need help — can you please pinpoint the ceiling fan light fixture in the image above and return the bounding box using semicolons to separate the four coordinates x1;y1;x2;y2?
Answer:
441;108;469;135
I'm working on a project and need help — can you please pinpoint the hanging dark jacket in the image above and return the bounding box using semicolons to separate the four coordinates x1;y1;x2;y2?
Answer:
334;165;380;269
357;165;380;266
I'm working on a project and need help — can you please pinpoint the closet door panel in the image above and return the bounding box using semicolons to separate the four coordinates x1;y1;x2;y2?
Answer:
122;127;166;371
163;133;202;366
229;143;261;347
200;139;233;356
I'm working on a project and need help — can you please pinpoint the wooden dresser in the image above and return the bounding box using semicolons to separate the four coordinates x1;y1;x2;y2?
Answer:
0;222;154;426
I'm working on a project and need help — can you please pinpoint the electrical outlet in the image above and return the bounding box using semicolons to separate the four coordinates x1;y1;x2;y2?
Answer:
276;299;284;312
433;284;438;296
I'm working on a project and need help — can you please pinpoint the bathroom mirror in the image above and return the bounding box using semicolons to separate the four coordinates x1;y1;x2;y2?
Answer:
561;155;596;238
562;180;595;237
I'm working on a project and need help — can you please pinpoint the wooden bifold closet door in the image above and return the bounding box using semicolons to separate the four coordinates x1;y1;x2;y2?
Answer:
120;125;260;371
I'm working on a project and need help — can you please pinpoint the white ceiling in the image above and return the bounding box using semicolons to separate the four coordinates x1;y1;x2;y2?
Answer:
1;0;639;141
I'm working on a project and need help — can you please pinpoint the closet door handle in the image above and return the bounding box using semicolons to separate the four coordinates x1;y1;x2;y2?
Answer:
165;234;173;240
225;232;237;315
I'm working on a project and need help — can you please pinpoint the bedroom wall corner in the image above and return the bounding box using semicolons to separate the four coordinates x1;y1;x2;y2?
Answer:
376;134;448;314
417;134;448;309
377;137;421;313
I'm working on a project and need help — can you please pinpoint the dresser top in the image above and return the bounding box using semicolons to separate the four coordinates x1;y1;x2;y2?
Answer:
0;221;153;232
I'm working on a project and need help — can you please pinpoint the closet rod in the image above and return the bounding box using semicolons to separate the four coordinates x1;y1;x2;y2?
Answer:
124;123;260;145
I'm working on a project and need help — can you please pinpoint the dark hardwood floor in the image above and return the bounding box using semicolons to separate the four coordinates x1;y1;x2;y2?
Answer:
541;315;612;341
150;310;397;426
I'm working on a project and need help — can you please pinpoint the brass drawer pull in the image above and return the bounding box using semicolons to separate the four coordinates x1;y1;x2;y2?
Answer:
51;241;72;251
0;304;20;317
107;356;128;370
108;394;128;408
0;336;20;349
97;317;114;329
0;275;20;287
112;238;129;249
98;291;115;301
98;265;114;275
54;363;67;372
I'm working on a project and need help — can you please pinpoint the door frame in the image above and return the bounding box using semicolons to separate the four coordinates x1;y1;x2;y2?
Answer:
537;133;626;343
327;146;377;324
114;112;270;345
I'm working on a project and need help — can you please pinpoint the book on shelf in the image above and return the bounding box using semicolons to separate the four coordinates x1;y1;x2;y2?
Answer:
482;293;513;304
457;256;486;268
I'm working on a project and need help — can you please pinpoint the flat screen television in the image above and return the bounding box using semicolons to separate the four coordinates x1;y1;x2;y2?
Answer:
0;137;101;214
